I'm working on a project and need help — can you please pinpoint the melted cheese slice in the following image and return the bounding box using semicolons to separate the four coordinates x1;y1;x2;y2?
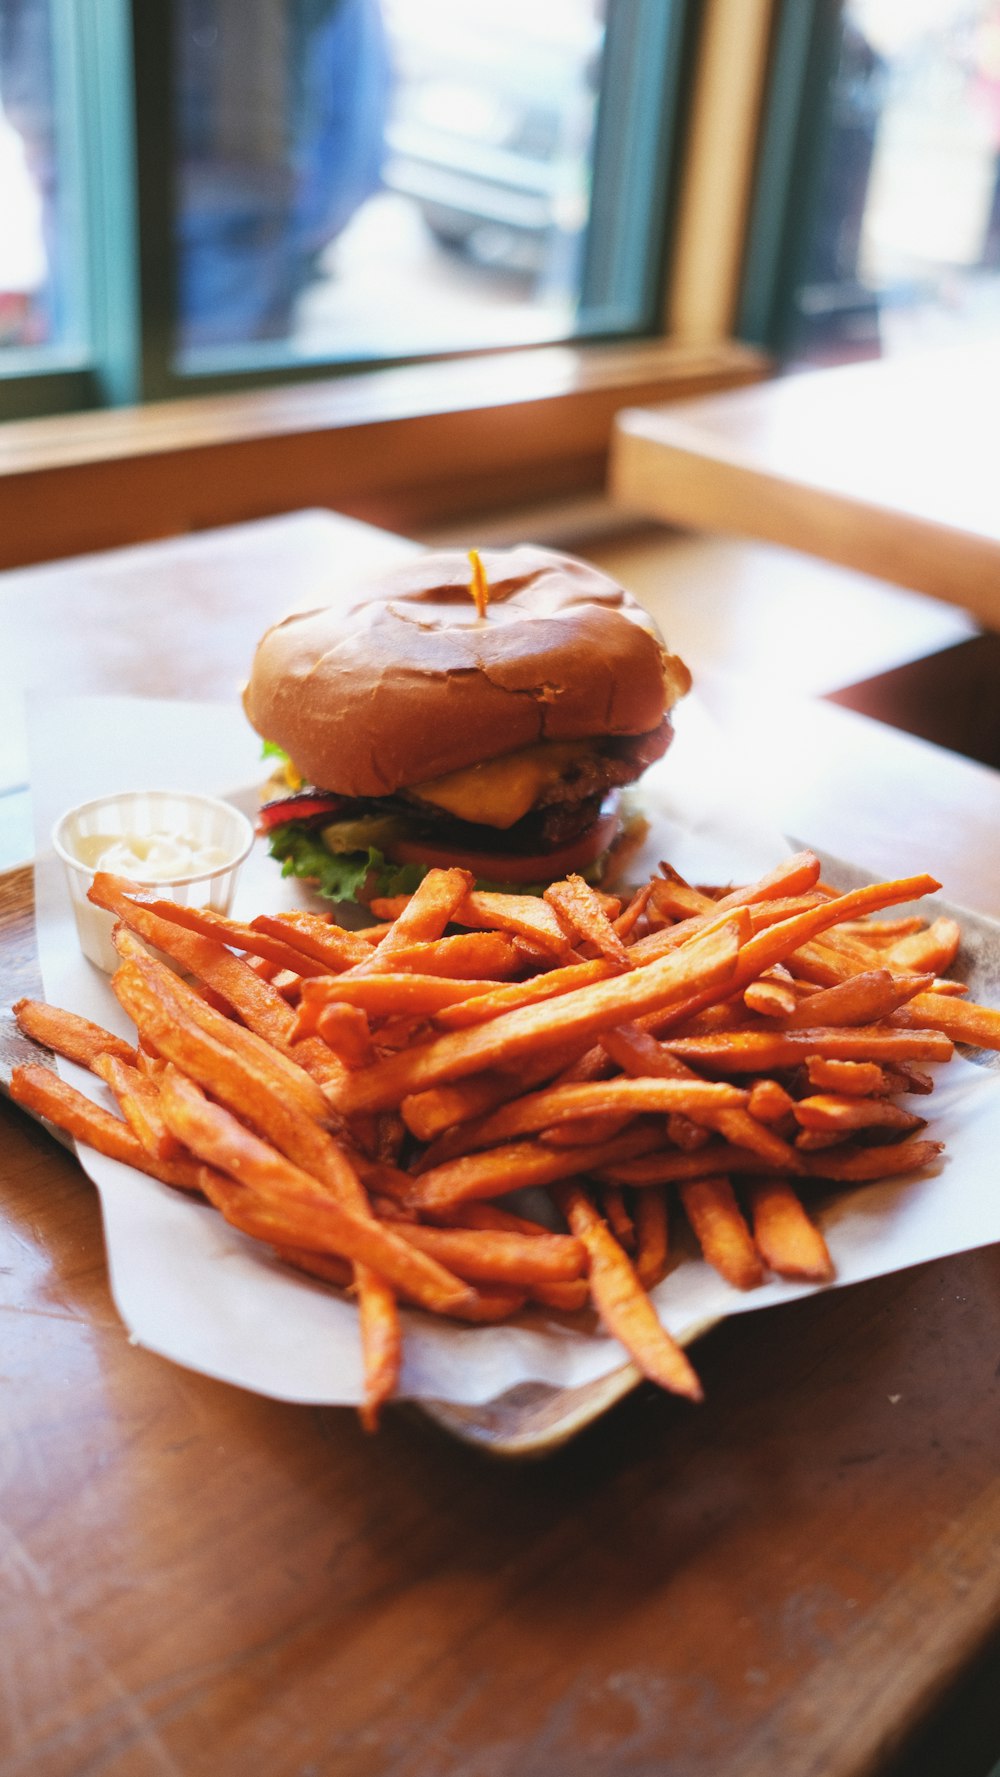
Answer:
410;740;587;829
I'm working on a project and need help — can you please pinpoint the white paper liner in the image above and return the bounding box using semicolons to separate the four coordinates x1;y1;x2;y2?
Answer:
24;692;1000;1408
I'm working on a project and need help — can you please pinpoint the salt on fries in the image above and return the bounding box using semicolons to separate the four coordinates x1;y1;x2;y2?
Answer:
10;850;998;1430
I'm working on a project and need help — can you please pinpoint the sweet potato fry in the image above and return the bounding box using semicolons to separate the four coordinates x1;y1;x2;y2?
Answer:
9;1063;207;1193
885;917;961;977
298;972;498;1025
780;970;934;1029
409;1122;666;1211
662;1026;954;1070
743;975;799;1018
804;1136;944;1183
251;910;372;971
328;917;744;1115
370;931;522;980
792;1094;925;1135
13;998;137;1071
679;1175;764;1290
433;957;613;1032
433;1201;553;1237
601;1022;804;1173
138;898;332;976
665;1112;713;1152
436;1075;747;1155
633;1184;670;1289
745;1177;834;1282
601;1185;635;1252
544;874;632;969
363;868;474;965
451;890;576;958
387;1223;586;1288
530;1278;591;1313
553;1182;703;1401
540;1113;634;1147
157;1067;477;1317
315;1002;376;1069
804;1056;889;1096
92;1053;184;1162
746;1078;797;1124
88;874;296;1047
890;992;1000;1050
613;881;656;942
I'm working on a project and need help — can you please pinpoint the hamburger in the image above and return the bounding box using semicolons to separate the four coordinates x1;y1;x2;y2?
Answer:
243;545;691;903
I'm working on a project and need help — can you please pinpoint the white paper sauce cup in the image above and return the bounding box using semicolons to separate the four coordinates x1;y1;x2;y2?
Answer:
52;790;255;973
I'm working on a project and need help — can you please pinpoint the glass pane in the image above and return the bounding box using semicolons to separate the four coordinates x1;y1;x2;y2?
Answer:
173;0;606;368
792;0;1000;365
0;0;68;353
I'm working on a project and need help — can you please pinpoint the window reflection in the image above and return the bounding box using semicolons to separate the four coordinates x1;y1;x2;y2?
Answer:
174;0;604;366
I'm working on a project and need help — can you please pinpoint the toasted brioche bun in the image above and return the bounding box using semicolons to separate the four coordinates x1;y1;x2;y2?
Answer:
243;546;690;798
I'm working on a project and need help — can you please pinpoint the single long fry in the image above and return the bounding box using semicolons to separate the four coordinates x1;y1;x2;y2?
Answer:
780;970;934;1029
9;1063;207;1193
805;1136;944;1182
661;1026;954;1070
679;1175;764;1290
386;1223;586;1287
633;1184;670;1288
410;1123;667;1211
436;1076;748;1155
298;972;499;1024
370;931;523;980
554;1182;703;1401
890;992;1000;1050
433;956;613;1032
745;1177;834;1282
13;998;137;1071
328;917;745;1115
251;911;372;972
793;1094;925;1135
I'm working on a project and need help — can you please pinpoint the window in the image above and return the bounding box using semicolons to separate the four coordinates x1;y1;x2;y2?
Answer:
743;0;1000;366
0;0;699;417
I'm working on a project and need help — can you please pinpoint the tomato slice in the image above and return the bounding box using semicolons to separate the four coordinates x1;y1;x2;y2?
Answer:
256;792;347;834
385;800;622;885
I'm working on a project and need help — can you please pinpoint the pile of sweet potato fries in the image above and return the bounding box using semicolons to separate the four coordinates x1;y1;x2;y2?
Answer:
11;850;1000;1428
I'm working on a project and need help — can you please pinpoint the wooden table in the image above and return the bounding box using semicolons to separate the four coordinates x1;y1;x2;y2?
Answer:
3;512;1000;1777
609;343;1000;628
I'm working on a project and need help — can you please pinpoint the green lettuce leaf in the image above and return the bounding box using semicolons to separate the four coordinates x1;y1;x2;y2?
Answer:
266;823;427;904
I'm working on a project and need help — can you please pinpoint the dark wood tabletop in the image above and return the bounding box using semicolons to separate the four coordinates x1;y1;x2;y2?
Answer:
2;511;999;1777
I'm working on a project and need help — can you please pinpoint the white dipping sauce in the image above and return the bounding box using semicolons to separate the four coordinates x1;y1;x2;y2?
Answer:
72;831;231;881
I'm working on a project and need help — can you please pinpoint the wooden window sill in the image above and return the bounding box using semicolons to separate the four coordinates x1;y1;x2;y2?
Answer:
0;338;767;569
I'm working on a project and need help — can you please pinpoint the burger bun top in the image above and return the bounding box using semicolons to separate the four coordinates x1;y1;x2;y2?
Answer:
243;545;691;798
